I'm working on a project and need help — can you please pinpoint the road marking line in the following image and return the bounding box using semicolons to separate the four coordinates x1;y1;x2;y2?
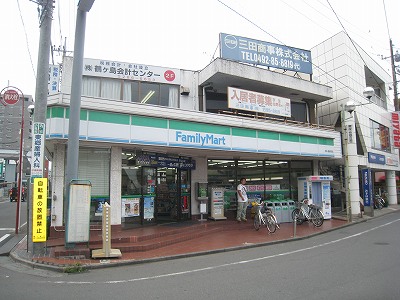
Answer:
52;218;400;285
0;234;11;243
0;228;15;231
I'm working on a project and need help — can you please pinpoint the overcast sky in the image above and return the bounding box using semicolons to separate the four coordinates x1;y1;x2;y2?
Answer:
2;0;399;97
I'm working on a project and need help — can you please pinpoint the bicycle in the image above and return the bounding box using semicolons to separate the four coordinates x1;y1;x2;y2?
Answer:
373;194;385;209
291;198;324;227
253;202;278;233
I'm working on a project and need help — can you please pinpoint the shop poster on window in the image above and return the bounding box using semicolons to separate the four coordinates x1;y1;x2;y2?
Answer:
144;196;155;220
121;198;140;217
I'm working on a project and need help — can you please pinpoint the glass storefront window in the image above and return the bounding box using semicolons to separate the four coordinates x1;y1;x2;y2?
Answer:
264;161;289;200
207;160;236;188
289;161;313;199
121;150;192;223
207;159;313;207
121;151;141;195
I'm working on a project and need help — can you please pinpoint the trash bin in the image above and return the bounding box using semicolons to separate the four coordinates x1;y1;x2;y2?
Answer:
273;201;282;224
281;201;289;223
265;201;274;215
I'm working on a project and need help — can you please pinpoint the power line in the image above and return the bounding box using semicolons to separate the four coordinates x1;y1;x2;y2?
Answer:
326;0;393;107
17;0;36;80
216;0;384;109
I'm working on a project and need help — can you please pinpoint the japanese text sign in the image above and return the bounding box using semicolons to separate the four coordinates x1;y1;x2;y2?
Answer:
392;112;400;148
362;169;372;207
83;58;181;85
48;65;60;95
220;33;312;74
228;86;291;117
31;122;45;181
32;178;48;242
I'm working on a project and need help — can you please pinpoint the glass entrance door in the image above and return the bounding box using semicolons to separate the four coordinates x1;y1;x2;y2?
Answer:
156;167;178;221
156;168;191;221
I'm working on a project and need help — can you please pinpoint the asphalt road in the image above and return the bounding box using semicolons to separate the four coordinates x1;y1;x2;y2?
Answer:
1;210;399;300
0;199;27;252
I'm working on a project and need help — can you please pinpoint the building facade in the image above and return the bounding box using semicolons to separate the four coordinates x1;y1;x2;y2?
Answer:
46;50;344;229
312;31;399;215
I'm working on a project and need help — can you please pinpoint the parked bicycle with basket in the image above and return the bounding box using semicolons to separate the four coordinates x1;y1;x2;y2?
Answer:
291;198;324;227
252;201;279;233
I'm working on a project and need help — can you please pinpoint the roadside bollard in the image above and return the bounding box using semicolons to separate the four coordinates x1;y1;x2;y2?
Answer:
293;214;296;237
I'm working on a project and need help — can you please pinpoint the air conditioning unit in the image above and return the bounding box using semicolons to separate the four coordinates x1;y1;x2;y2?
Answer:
180;86;190;96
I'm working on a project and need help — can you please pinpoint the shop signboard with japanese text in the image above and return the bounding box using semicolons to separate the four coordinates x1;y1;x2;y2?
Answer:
83;58;181;85
228;87;291;117
220;33;312;74
31;122;45;181
48;65;60;94
362;169;373;207
32;178;48;242
392;112;400;148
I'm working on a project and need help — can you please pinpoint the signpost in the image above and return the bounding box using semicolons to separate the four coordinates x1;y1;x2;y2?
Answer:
1;86;25;234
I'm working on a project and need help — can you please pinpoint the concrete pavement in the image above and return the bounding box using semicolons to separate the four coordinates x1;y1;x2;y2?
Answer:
5;204;399;272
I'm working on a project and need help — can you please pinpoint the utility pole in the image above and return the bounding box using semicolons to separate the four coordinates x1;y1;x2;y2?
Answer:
29;0;53;255
64;0;95;247
389;39;398;111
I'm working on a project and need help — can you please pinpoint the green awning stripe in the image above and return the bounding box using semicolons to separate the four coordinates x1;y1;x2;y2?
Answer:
169;120;230;134
132;115;168;128
89;111;129;124
232;127;256;138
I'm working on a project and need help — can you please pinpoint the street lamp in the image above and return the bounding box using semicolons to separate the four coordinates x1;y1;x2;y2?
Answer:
363;87;374;100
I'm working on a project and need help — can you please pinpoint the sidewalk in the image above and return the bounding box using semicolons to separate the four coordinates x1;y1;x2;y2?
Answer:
10;205;400;272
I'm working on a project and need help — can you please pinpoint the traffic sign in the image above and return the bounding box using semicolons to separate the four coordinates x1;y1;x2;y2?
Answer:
1;89;20;105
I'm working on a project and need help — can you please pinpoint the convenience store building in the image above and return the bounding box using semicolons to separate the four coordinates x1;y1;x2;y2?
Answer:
46;35;343;230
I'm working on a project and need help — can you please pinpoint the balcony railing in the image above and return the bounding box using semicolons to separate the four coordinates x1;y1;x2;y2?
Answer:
217;110;334;131
370;94;387;110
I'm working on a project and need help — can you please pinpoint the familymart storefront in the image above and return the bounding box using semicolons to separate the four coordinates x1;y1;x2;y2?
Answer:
46;102;342;229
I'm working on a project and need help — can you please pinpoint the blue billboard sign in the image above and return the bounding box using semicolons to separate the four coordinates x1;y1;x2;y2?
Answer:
362;169;373;207
220;33;312;74
368;152;385;165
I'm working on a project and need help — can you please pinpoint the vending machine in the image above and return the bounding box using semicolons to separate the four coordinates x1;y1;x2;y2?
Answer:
297;175;333;219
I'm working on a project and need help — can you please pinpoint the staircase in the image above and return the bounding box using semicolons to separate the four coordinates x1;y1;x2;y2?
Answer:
47;222;224;259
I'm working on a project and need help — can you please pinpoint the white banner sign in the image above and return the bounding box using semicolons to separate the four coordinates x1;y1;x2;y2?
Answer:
31;122;45;180
228;87;291;117
48;65;60;95
83;58;181;85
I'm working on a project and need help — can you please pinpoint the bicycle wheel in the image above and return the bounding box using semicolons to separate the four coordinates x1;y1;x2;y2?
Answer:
310;208;324;227
265;213;277;233
253;213;261;231
292;208;304;225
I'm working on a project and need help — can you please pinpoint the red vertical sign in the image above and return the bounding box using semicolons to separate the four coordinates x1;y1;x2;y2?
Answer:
392;112;400;148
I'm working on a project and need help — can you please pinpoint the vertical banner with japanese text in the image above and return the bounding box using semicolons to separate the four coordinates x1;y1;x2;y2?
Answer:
392;112;400;148
31;122;45;181
362;169;372;207
32;178;48;242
